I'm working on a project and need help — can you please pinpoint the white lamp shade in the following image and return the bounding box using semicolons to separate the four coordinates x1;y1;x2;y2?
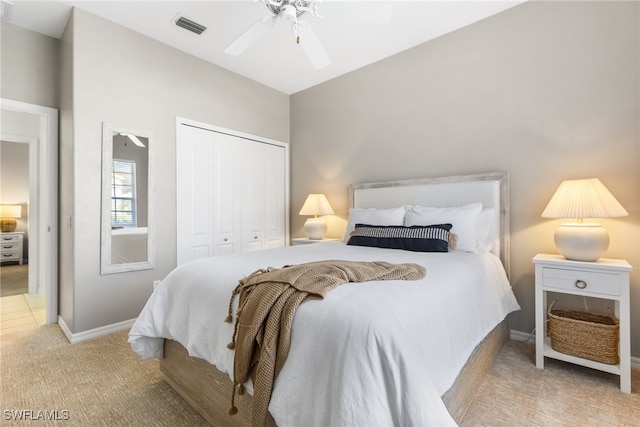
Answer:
541;178;628;220
541;178;627;262
299;194;334;216
0;205;22;218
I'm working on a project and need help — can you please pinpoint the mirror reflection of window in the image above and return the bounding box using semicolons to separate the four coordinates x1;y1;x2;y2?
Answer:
111;159;137;229
101;123;154;274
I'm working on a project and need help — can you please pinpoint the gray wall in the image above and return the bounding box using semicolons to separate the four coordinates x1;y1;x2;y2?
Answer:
0;22;59;108
59;8;289;333
290;1;640;355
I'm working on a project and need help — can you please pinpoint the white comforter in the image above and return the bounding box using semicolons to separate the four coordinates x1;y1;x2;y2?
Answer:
129;242;520;426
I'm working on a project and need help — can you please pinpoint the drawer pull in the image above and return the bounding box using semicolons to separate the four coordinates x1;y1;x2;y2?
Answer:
3;245;12;248
223;238;228;242
575;280;587;289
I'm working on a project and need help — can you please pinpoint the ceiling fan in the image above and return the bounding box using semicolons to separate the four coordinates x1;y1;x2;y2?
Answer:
224;0;330;69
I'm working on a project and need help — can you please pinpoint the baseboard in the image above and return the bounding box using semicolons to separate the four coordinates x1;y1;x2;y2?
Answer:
509;328;535;343
57;316;136;344
510;329;640;370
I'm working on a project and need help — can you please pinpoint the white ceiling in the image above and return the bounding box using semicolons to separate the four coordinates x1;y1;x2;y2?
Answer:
5;1;525;94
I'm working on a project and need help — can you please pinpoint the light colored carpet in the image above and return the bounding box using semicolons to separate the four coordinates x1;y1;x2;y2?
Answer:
0;264;28;297
1;325;638;426
462;339;640;427
0;325;208;426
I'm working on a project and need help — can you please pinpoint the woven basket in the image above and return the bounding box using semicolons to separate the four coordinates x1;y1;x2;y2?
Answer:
548;304;619;365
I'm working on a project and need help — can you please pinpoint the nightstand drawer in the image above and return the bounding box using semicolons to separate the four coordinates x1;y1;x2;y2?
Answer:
542;267;620;297
0;235;21;243
1;243;20;251
1;251;21;261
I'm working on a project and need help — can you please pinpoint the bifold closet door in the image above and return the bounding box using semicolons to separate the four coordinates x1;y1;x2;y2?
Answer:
177;124;287;265
241;141;286;252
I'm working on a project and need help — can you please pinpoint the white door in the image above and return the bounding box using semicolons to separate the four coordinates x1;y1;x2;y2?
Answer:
177;120;289;265
212;132;240;255
263;143;286;249
176;125;215;264
242;140;266;252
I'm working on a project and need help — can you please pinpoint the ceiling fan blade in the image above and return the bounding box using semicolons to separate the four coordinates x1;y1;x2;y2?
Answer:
297;23;330;69
224;16;275;56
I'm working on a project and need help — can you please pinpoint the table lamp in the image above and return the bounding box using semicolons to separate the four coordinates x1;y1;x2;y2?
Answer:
0;204;22;232
541;178;628;261
299;193;334;240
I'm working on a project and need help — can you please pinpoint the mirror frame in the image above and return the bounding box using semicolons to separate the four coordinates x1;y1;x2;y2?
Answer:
101;122;156;274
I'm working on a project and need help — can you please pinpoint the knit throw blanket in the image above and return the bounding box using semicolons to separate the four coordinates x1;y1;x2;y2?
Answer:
224;259;426;426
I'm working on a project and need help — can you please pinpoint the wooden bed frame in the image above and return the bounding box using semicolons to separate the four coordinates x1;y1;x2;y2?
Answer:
160;172;511;426
161;319;508;426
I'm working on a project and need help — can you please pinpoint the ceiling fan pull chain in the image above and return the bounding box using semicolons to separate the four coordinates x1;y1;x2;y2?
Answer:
292;21;301;44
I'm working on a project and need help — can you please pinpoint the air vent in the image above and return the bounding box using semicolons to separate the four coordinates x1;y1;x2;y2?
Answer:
175;16;207;35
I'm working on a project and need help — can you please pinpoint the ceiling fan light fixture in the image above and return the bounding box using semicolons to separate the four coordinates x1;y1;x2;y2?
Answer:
281;4;298;22
226;0;330;69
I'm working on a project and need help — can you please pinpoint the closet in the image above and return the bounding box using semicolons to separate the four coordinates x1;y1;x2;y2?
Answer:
176;120;289;265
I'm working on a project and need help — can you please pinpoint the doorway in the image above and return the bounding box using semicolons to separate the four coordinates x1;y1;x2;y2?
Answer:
0;98;58;326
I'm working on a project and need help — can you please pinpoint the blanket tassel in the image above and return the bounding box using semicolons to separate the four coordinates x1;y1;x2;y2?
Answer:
228;384;239;416
228;383;246;416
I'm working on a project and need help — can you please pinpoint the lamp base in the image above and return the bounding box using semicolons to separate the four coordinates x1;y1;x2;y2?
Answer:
554;223;609;262
304;218;327;240
0;218;17;233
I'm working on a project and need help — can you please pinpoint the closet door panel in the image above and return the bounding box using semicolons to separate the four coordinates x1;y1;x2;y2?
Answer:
263;143;286;250
212;133;240;255
242;140;266;253
177;126;214;264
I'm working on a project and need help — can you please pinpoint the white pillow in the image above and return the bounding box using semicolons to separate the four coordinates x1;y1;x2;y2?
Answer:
404;203;482;252
475;208;497;253
342;207;406;242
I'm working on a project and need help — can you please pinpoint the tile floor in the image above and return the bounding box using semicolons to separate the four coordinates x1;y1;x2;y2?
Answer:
0;293;46;334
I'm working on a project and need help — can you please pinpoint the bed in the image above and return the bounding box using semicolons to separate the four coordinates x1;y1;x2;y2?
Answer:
111;226;148;263
128;172;520;426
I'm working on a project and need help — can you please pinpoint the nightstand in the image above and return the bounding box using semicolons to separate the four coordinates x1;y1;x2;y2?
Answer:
1;231;24;265
291;237;340;246
533;253;632;393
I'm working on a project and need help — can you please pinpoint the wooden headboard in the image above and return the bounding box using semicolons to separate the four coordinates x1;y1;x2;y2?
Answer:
349;172;510;279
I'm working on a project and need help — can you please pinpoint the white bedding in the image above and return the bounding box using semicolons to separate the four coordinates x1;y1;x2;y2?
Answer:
111;227;148;263
129;241;520;426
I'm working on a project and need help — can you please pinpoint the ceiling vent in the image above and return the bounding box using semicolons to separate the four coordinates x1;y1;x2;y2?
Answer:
175;16;207;35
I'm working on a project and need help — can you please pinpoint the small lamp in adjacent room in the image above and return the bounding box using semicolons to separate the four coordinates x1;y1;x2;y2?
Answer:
541;178;628;262
0;204;22;232
299;193;334;240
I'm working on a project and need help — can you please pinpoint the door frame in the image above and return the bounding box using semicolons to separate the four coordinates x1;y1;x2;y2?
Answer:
1;98;59;324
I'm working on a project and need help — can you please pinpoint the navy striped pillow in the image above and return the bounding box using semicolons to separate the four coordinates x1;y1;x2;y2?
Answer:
347;223;452;252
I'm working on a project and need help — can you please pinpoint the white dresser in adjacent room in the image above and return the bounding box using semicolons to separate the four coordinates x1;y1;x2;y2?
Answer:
0;231;24;265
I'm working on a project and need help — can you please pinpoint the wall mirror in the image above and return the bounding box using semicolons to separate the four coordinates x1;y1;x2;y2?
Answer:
101;122;155;274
